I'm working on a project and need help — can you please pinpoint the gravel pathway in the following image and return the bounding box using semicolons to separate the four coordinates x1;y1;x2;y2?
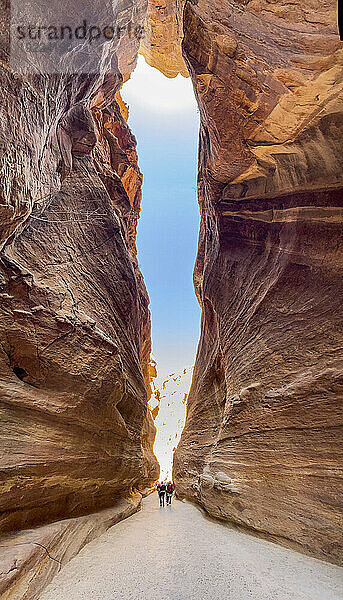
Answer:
39;494;342;600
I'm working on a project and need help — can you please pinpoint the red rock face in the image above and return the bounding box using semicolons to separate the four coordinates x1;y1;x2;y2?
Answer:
0;1;158;534
174;0;343;565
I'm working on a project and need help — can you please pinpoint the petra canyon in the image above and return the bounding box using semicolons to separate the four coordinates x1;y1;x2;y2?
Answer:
0;0;342;596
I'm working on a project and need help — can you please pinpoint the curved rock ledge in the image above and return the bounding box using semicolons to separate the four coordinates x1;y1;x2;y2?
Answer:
0;492;141;600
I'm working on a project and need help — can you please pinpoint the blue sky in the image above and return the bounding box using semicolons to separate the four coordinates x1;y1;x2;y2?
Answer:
122;56;200;382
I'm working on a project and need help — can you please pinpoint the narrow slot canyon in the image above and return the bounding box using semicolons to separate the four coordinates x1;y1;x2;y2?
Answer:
121;57;200;481
0;1;342;599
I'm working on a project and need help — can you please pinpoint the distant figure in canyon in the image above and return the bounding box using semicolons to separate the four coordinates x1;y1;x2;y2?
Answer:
157;482;166;507
166;482;174;506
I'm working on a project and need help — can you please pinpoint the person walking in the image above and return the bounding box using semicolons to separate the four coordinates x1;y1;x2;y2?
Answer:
157;481;166;507
166;481;174;506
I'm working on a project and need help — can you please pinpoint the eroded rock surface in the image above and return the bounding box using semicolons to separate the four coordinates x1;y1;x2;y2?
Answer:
174;0;343;565
0;0;158;537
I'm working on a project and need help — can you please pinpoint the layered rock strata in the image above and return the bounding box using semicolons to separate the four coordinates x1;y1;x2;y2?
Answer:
0;0;158;537
174;0;343;565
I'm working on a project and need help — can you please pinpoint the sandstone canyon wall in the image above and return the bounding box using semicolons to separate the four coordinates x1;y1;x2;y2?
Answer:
0;0;158;537
174;0;343;565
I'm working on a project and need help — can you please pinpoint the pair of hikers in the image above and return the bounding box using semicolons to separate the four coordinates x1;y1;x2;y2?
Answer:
157;481;174;507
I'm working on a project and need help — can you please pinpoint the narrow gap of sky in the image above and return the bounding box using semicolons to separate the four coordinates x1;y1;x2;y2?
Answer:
122;55;201;384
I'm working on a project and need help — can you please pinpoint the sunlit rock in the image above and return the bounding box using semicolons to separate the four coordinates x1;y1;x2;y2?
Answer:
140;0;189;78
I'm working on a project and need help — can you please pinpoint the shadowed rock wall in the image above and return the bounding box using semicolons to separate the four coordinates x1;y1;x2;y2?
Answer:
0;0;158;535
174;0;343;565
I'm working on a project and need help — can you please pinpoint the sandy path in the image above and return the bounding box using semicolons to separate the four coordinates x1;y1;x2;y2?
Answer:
39;494;342;600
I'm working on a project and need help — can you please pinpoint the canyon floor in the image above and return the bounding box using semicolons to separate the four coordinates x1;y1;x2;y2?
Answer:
39;494;342;600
